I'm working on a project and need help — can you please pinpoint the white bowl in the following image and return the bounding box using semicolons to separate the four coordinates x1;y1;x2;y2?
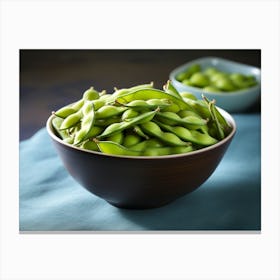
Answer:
169;56;261;113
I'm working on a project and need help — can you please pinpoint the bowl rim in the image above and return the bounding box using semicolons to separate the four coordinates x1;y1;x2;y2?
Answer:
169;56;261;97
46;107;237;160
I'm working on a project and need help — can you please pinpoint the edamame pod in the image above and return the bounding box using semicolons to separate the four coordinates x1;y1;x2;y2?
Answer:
83;87;100;101
180;92;197;100
97;109;158;139
208;100;225;140
116;88;192;112
95;105;127;119
92;99;106;111
60;110;83;130
133;125;149;139
95;140;193;157
73;101;96;145
156;111;207;126
52;116;70;140
189;72;210;88
129;138;165;151
155;121;218;146
107;132;124;145
95;140;141;156
81;140;99;152
109;82;154;100
122;133;142;147
182;98;211;119
163;80;183;99
121;109;139;121
202;95;231;135
71;99;84;111
118;98;172;110
140;121;190;146
54;106;77;119
86;126;104;138
176;64;201;82
95;116;122;127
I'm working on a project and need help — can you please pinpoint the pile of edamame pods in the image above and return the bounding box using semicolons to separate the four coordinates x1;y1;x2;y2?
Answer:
176;64;258;93
51;81;232;157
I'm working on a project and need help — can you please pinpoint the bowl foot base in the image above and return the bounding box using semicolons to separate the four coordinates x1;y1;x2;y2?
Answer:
106;199;175;210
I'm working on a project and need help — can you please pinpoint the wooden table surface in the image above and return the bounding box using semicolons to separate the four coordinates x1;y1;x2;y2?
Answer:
20;49;261;140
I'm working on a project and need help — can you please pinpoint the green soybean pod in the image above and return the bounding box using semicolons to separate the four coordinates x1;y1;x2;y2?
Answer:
182;98;211;119
73;101;96;145
177;109;201;119
182;79;193;86
210;101;226;140
156;121;218;146
97;109;158;139
83;87;100;101
189;72;210;88
99;93;113;101
95;116;122;127
176;110;209;133
140;121;190;146
146;98;172;107
121;109;139;121
163;80;183;99
133;125;149;139
60;110;83;130
128;81;154;92
202;86;221;93
202;95;231;134
116;88;191;112
203;67;219;77
52;116;70;140
63;137;74;144
120;98;172;111
109;82;154;100
129;138;164;152
69;122;81;136
146;98;174;111
156;111;207;126
209;72;228;83
177;110;209;132
92;99;106;111
176;72;189;82
123;100;147;108
202;99;225;140
54;106;77;118
95;105;127;119
71;99;84;111
96;140;141;156
122;133;142;147
213;77;236;91
180;92;197;100
86;126;104;138
81;140;99;152
176;64;201;82
107;132;124;145
97;122;122;138
243;77;257;87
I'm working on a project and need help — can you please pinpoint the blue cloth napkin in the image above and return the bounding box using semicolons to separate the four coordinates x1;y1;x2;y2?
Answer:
19;114;261;231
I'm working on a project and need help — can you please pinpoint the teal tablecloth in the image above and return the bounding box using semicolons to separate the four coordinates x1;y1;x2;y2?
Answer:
19;114;261;231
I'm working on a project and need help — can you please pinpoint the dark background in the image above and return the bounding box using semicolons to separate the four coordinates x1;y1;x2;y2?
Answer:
20;49;261;141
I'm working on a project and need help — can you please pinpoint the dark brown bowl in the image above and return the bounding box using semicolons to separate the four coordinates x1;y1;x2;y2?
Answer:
46;108;236;209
